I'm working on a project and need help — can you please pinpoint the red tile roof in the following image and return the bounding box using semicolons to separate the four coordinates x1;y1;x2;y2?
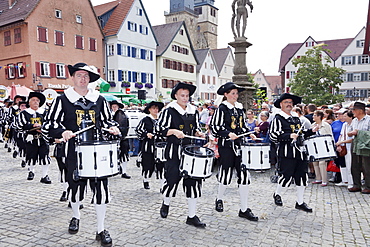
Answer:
0;0;40;27
94;0;134;36
279;37;354;72
265;75;282;95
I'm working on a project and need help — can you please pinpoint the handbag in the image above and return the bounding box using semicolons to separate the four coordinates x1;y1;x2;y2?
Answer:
338;125;348;157
327;160;340;172
338;145;347;157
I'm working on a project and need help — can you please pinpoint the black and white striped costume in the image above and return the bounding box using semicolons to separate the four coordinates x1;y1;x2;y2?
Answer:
210;101;251;185
269;111;313;187
136;115;164;180
17;108;50;166
43;87;117;204
155;101;202;198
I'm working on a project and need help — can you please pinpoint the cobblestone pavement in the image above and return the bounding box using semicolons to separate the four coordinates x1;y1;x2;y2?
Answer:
0;145;369;247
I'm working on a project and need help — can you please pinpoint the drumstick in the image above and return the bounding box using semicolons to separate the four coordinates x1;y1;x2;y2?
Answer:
57;125;95;142
183;134;206;140
28;126;41;132
226;131;255;141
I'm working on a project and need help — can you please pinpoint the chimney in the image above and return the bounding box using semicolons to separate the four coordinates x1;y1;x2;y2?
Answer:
8;0;16;8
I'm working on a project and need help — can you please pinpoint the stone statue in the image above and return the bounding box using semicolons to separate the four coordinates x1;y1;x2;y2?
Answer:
231;0;253;39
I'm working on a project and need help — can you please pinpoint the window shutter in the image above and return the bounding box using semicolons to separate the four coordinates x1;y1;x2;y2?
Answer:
145;27;148;35
128;71;132;82
142;72;146;83
127;46;131;57
347;73;353;82
358;56;362;65
131;47;135;58
50;63;56;77
117;44;122;55
134;23;137;32
133;72;137;82
118;70;123;81
286;71;290;79
128;21;131;30
352;56;356;65
341;57;345;65
22;62;27;77
139;25;142;34
150;73;153;83
35;62;41;76
150;51;153;61
5;65;9;79
361;72;369;81
65;66;69;78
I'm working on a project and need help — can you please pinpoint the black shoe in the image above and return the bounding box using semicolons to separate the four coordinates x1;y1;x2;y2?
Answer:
68;217;79;234
273;194;283;206
4;143;8;148
27;171;34;180
143;181;150;189
186;215;206;228
7;147;11;152
21;160;26;168
239;208;258;221
295;202;312;212
308;172;316;179
160;202;169;218
60;191;67;202
13;150;17;158
40;175;52;184
121;173;131;179
96;230;112;247
215;199;223;212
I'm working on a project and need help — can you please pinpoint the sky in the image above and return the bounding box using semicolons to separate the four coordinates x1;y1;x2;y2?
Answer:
91;0;369;75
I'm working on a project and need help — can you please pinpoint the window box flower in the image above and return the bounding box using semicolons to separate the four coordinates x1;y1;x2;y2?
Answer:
121;81;130;87
135;82;144;89
145;83;153;88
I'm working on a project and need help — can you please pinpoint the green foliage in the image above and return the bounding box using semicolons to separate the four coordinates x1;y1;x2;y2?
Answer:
288;45;345;105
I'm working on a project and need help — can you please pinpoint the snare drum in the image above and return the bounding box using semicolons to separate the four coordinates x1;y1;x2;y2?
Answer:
180;145;214;179
76;141;119;178
155;142;167;162
304;134;337;162
241;143;270;170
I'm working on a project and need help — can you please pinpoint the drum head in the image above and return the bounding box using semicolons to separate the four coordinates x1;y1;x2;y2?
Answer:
242;143;270;147
78;140;117;145
183;145;214;157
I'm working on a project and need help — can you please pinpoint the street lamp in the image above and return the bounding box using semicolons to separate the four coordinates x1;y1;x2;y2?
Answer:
33;73;43;92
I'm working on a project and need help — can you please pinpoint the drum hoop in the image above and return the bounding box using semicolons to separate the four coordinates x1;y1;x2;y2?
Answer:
77;140;118;146
242;143;270;147
155;142;167;148
183;145;214;157
306;134;332;140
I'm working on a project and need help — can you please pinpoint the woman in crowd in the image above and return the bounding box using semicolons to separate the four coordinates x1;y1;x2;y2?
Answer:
254;111;269;143
335;110;354;188
324;109;336;124
246;110;257;131
311;110;333;186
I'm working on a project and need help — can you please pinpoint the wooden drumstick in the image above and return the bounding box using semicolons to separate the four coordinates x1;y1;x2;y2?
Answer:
226;131;255;141
58;125;95;142
183;134;206;140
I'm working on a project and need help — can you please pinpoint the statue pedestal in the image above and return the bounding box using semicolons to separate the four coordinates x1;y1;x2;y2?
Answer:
229;38;255;110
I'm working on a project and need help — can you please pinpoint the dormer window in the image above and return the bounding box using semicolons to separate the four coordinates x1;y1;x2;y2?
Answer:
55;9;62;19
76;15;82;24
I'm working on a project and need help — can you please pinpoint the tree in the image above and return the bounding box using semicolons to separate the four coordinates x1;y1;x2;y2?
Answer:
288;44;345;105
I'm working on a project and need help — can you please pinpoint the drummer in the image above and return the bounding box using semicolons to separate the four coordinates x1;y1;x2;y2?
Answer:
43;63;120;247
135;101;165;190
156;82;207;228
269;93;316;212
110;100;130;179
17;92;51;183
210;82;258;221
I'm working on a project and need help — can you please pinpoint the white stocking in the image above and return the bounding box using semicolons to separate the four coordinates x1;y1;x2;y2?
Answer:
70;201;81;219
296;186;305;205
95;204;107;233
217;183;227;200
187;198;197;218
238;185;249;212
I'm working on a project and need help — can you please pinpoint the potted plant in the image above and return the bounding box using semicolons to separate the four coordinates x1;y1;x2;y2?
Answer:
121;81;130;87
135;82;143;89
144;83;153;89
109;82;116;87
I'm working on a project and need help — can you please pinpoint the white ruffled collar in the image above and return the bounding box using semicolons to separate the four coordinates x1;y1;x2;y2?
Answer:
167;101;196;115
277;109;294;119
64;87;99;103
25;107;44;115
221;100;243;109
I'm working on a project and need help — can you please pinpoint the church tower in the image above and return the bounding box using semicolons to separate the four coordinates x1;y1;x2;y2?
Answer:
194;0;218;49
165;0;218;49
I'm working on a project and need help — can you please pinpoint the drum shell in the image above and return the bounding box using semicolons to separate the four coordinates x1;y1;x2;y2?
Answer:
180;145;214;179
76;141;119;178
241;143;270;170
304;134;337;162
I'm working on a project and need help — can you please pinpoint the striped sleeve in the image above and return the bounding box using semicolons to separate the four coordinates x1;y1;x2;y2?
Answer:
155;108;171;137
42;96;66;138
99;97;117;128
269;116;286;143
135;118;147;140
210;107;229;138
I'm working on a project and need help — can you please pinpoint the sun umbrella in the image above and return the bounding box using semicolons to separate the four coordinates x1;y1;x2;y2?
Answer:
101;93;120;102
